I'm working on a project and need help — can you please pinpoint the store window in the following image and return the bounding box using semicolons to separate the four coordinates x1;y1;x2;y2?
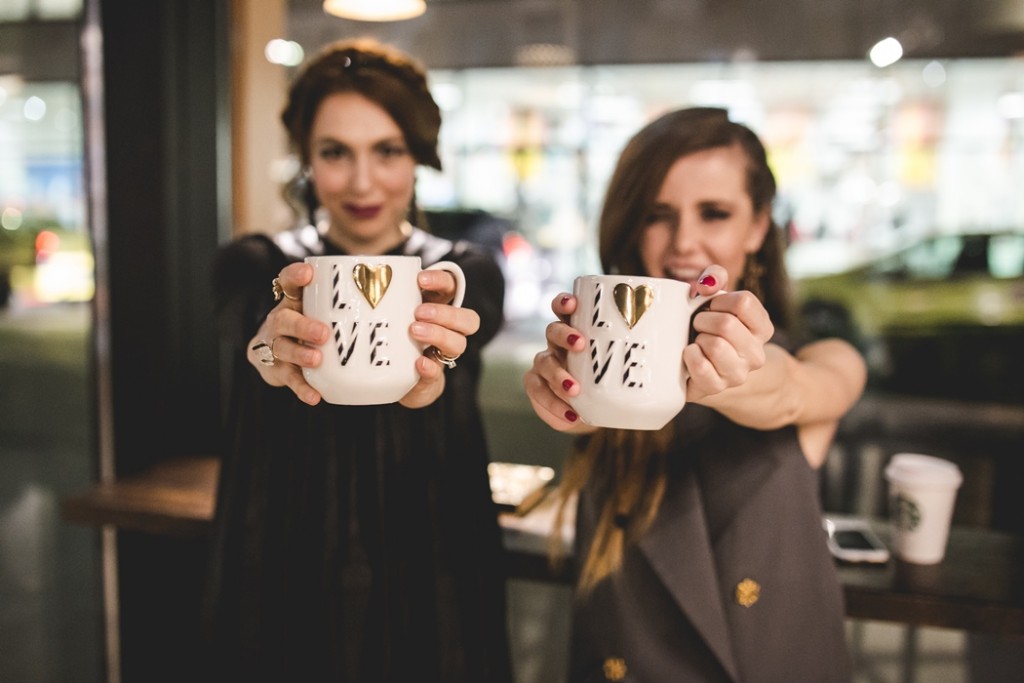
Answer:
420;59;1024;326
0;3;102;681
1;80;92;306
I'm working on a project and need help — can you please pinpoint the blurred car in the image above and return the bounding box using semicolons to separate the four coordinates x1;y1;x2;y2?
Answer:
796;230;1024;335
0;224;38;307
793;229;1024;403
0;222;94;306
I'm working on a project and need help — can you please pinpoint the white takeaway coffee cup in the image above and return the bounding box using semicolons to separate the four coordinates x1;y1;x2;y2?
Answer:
566;274;721;431
884;453;963;564
302;255;465;405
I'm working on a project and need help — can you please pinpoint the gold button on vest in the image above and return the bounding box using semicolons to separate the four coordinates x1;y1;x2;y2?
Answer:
603;656;627;681
735;578;761;607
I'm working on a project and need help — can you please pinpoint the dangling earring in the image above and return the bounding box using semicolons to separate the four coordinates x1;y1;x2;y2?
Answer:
301;167;319;228
740;252;765;301
407;186;423;232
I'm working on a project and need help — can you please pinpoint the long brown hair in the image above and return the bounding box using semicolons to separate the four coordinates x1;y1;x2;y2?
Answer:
279;38;442;226
555;107;794;594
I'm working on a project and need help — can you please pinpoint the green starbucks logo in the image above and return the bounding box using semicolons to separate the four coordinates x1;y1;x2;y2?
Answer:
894;493;922;532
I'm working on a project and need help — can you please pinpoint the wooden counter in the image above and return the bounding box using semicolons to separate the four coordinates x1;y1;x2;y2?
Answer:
62;455;1024;636
62;456;218;538
838;523;1024;636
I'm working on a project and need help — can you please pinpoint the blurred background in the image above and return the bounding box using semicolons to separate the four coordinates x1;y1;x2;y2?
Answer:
1;0;1022;681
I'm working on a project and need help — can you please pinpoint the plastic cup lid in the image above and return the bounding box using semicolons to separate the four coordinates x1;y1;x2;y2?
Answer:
884;453;963;489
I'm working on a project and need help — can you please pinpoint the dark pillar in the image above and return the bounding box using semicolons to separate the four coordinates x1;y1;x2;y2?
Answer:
90;1;230;680
99;0;230;476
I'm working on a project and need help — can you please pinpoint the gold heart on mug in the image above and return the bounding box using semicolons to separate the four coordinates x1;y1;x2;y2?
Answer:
613;283;654;329
352;263;392;309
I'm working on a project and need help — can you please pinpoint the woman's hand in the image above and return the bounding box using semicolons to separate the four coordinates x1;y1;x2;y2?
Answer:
399;269;480;409
523;293;598;434
684;264;775;403
683;265;866;468
247;262;330;406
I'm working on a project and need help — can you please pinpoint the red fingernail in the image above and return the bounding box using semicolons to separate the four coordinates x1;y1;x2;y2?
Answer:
567;334;580;346
560;295;572;306
562;379;574;392
564;410;578;422
698;274;716;287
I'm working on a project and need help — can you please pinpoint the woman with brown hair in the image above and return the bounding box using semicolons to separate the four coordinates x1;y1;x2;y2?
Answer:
204;38;512;682
524;107;865;682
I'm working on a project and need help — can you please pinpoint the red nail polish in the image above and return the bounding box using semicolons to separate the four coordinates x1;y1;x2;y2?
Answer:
562;379;574;392
565;410;578;422
567;334;580;346
698;274;716;287
560;295;572;306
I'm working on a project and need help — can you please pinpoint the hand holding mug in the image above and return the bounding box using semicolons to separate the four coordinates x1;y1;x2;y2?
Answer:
563;274;725;430
524;265;773;431
302;255;471;406
247;262;329;406
248;257;476;407
399;266;480;409
682;264;775;404
523;290;593;433
526;273;723;431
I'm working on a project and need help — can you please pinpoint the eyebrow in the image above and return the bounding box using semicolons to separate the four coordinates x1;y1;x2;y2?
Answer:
651;198;733;210
312;134;406;147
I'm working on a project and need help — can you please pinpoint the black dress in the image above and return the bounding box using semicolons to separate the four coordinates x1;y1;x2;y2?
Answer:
202;225;513;683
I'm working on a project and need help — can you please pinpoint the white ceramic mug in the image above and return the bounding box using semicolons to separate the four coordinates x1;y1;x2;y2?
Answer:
302;255;466;405
567;274;721;430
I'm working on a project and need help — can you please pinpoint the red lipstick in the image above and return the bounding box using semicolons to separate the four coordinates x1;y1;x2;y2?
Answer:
345;204;381;219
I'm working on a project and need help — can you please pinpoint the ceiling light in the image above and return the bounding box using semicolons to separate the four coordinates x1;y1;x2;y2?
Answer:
323;0;426;22
265;39;305;67
869;37;903;68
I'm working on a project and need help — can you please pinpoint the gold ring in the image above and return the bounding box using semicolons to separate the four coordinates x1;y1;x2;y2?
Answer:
429;347;459;370
272;277;299;302
251;340;275;366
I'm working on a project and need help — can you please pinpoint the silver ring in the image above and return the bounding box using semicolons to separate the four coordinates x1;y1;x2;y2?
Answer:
429;346;459;370
272;277;299;302
251;340;275;366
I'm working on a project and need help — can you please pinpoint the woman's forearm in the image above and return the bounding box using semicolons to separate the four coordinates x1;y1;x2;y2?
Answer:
695;339;867;432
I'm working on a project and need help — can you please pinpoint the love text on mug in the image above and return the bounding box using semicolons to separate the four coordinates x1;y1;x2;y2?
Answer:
328;263;394;369
582;280;656;390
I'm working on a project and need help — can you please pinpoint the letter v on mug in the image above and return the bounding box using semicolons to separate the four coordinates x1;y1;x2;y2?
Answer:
302;255;465;405
566;274;721;430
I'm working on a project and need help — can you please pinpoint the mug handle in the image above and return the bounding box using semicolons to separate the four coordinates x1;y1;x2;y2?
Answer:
423;261;466;307
688;288;726;314
686;289;727;344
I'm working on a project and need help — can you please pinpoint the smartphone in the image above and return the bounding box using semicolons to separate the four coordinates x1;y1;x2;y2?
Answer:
823;516;890;564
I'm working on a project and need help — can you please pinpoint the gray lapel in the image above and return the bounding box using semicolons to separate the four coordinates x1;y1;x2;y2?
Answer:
637;469;740;682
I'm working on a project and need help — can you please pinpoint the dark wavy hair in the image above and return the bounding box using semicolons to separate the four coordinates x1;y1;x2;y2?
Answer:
598;106;791;329
279;38;442;225
554;107;796;594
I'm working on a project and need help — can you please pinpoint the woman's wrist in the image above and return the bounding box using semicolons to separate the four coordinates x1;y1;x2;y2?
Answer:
692;343;801;430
